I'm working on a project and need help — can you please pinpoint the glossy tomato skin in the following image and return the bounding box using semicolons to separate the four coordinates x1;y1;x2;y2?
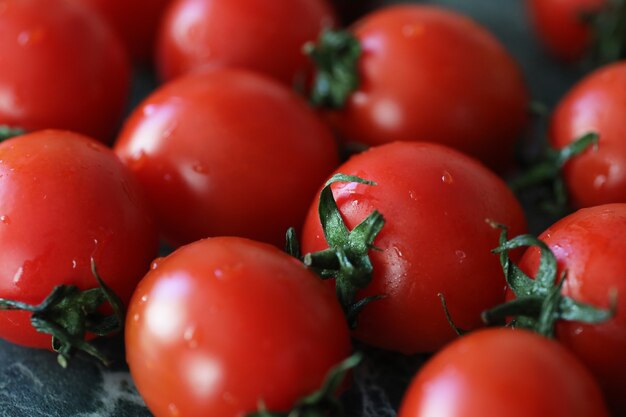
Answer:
0;130;158;348
69;0;173;62
157;0;336;86
398;328;610;417
327;5;529;171
0;0;130;142
528;0;606;61
516;204;626;415
114;69;339;248
301;142;527;354
551;62;626;208
126;237;351;417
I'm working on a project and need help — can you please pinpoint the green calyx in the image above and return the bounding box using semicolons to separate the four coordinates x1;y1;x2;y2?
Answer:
0;259;125;367
247;353;362;417
302;174;385;328
0;125;26;142
482;225;615;338
304;29;362;109
509;131;599;213
586;0;626;65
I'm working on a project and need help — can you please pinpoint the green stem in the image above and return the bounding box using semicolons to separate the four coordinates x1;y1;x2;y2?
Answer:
0;126;25;142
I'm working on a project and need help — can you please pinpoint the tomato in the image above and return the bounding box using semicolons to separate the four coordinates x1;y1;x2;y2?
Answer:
0;130;158;349
156;0;336;86
125;236;351;417
515;204;626;415
0;0;130;142
398;328;610;417
550;61;626;208
311;5;529;172
69;0;173;63
300;142;527;354
527;0;607;61
114;69;339;248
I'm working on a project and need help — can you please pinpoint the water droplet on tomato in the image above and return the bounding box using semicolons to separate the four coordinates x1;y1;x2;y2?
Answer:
593;175;607;189
455;250;467;262
168;403;180;416
151;257;164;270
12;266;23;284
0;215;10;224
17;28;45;46
192;163;207;174
574;326;584;335
408;190;418;201
441;171;454;185
214;269;224;279
71;259;77;269
132;314;140;322
184;326;199;349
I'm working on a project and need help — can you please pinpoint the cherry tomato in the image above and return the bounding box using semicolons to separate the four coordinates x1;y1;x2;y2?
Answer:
114;69;339;248
319;5;529;171
398;328;610;417
300;142;527;354
550;61;626;208
0;0;130;142
69;0;173;63
0;130;158;349
157;0;336;86
126;236;351;417
516;204;626;415
528;0;606;61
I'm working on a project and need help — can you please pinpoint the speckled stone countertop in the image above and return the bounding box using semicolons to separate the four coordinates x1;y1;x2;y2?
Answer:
0;0;581;416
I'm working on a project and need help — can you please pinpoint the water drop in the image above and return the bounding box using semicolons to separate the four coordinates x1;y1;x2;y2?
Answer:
408;190;418;201
12;266;23;284
71;259;77;269
455;250;466;262
132;314;140;322
168;403;180;416
593;175;607;189
441;171;454;185
214;269;224;279
151;257;164;270
184;326;198;349
0;215;10;224
192;163;207;174
141;294;149;303
574;327;584;335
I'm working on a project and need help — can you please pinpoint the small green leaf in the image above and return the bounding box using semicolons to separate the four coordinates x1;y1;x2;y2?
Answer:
305;29;362;109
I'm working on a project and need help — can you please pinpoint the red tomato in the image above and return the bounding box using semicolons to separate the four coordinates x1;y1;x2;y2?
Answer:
319;5;529;171
0;0;130;142
69;0;173;62
398;328;610;417
300;142;527;354
516;204;626;415
528;0;606;61
126;237;351;417
0;130;158;349
157;0;336;86
114;69;339;248
550;61;626;208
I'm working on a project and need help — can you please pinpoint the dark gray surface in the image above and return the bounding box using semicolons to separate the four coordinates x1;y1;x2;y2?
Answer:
0;1;584;416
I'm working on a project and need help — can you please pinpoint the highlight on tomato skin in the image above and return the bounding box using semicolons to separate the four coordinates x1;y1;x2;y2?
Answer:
156;0;337;86
0;130;158;351
307;4;529;172
397;328;610;417
0;0;130;142
114;68;340;249
125;236;352;417
550;61;626;208
514;204;626;415
301;141;527;354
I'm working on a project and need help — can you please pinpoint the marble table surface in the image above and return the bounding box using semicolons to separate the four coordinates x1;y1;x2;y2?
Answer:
0;0;583;416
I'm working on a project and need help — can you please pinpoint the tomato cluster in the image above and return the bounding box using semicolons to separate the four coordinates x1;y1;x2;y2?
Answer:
0;0;625;416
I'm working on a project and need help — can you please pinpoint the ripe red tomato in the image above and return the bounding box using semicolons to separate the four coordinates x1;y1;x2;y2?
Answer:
516;204;626;415
0;0;130;142
398;328;610;417
550;61;626;208
0;130;158;349
69;0;173;62
300;142;527;354
126;237;351;417
157;0;336;86
315;5;529;171
527;0;607;61
114;69;339;248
